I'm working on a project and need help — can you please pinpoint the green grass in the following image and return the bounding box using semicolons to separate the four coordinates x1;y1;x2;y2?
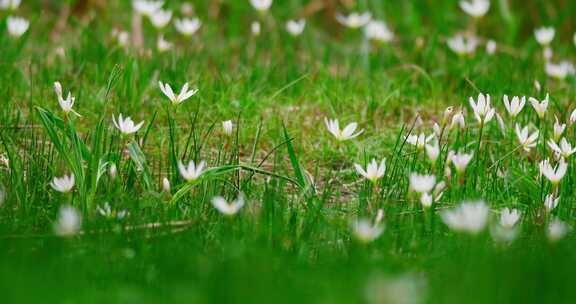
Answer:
1;1;576;303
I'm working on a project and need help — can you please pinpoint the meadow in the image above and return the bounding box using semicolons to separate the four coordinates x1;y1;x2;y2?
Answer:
1;0;576;303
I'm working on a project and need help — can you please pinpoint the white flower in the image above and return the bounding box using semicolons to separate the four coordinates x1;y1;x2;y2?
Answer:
364;20;393;43
534;80;541;92
97;202;127;219
54;205;82;237
409;173;436;194
50;174;75;193
0;0;21;10
157;35;173;52
425;140;440;163
548;218;570;242
178;159;206;181
485;39;496;54
450;111;466;130
324;118;364;141
528;94;549;119
108;163;117;180
515;124;538;152
502;95;525;118
149;9;172;29
544;194;560;212
459;0;490;18
162;177;170;192
545;61;575;80
336;12;372;29
469;93;494;124
441;201;489;234
158;81;198;105
174;18;202;36
112;114;144;135
7;16;29;38
251;21;261;36
495;112;506;134
548;138;576;159
250;0;272;12
447;34;478;55
222;120;234;136
286;19;305;36
449;151;473;174
354;159;386;183
132;0;163;17
352;209;384;243
53;81;81;117
420;193;433;208
212;193;245;216
406;133;434;150
112;29;130;47
534;27;555;46
500;208;521;228
539;158;567;184
570;109;576;125
542;47;553;60
552;116;566;141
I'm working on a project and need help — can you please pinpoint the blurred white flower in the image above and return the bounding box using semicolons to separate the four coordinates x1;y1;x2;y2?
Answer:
336;12;372;29
365;273;426;304
50;174;75;193
0;0;21;10
441;201;489;234
364;20;393;43
251;21;261;36
528;94;549;119
54;205;82;237
450;111;465;130
149;9;172;29
406;133;434;150
459;0;490;18
447;34;478;55
425;140;440;163
97;202;128;220
324;118;364;141
515;124;538;152
108;163;117;180
352;209;384;243
212;193;245;216
449;151;473;174
534;80;541;92
132;0;164;17
7;16;29;38
250;0;272;12
548;218;570;242
545;61;575;80
548;138;576;159
539;158;567;184
469;93;494;124
544;194;560;212
420;192;433;208
534;27;555;46
485;39;496;54
175;18;202;36
500;208;521;228
502;95;525;118
354;158;386;183
286;19;305;36
112;114;144;135
178;159;205;181
157;35;173;52
222;120;234;136
158;81;198;105
409;173;436;194
571;109;576;126
112;29;130;47
162;177;170;192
